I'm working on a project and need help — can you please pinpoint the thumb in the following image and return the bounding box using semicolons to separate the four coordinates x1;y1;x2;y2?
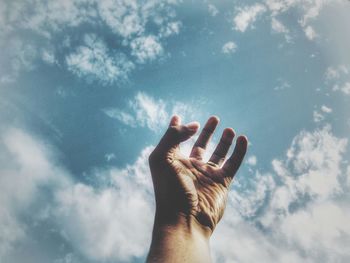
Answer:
155;119;200;155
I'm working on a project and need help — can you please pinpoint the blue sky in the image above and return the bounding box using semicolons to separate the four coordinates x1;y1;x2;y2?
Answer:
1;0;350;262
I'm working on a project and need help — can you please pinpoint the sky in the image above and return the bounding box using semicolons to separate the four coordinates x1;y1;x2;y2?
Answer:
0;0;350;262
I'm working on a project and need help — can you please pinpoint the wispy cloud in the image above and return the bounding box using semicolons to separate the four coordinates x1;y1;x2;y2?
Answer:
325;65;349;80
104;92;168;131
232;0;343;41
233;4;267;32
325;65;350;95
313;104;333;123
321;105;332;113
304;25;317;40
0;0;182;85
130;35;164;63
313;110;324;123
336;82;350;95
103;92;198;132
271;17;291;42
222;41;237;54
208;4;219;17
246;155;257;166
274;78;291;91
66;34;134;85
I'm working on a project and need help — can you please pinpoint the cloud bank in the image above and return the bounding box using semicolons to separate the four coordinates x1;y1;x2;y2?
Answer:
1;123;349;262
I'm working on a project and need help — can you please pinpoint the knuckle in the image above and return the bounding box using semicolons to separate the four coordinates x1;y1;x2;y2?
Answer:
167;126;180;136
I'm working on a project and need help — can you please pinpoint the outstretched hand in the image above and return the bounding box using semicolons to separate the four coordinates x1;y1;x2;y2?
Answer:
149;115;248;237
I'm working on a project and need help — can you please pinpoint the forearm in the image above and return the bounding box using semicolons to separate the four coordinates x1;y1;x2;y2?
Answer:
146;213;212;263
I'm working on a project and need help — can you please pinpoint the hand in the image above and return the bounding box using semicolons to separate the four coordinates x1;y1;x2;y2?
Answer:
148;115;248;237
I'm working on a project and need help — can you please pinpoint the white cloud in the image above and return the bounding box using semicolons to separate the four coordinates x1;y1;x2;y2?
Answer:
280;201;350;255
55;156;154;261
1;121;350;262
304;25;317;40
41;49;56;65
0;38;58;82
246;155;257;166
2;0;179;41
58;147;156;261
231;172;276;219
2;1;97;38
66;34;134;85
104;92;198;132
324;65;350;95
271;17;287;33
232;0;343;41
274;78;291;91
98;0;181;40
325;65;349;81
326;67;341;81
98;0;144;38
271;17;291;41
0;38;39;81
130;35;164;63
171;101;198;122
104;153;116;162
341;82;350;94
333;82;350;95
272;125;346;199
104;109;137;127
103;92;167;131
159;21;181;38
222;41;237;54
265;0;339;28
0;208;24;259
299;0;332;27
213;125;350;262
208;4;219;17
212;215;306;263
313;110;324;123
0;126;155;262
233;4;267;32
296;1;344;41
130;92;169;130
0;3;6;34
321;105;332;113
0;0;181;84
54;253;81;263
0;128;68;258
313;106;332;124
265;0;297;15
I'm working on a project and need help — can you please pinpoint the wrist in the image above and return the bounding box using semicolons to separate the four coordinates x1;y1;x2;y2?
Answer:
154;210;212;240
147;211;212;262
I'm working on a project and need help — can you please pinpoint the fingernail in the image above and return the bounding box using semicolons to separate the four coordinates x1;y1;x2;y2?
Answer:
238;136;247;145
224;128;235;138
209;116;220;124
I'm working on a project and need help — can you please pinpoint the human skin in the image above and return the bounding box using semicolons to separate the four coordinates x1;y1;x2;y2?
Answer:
146;115;248;262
